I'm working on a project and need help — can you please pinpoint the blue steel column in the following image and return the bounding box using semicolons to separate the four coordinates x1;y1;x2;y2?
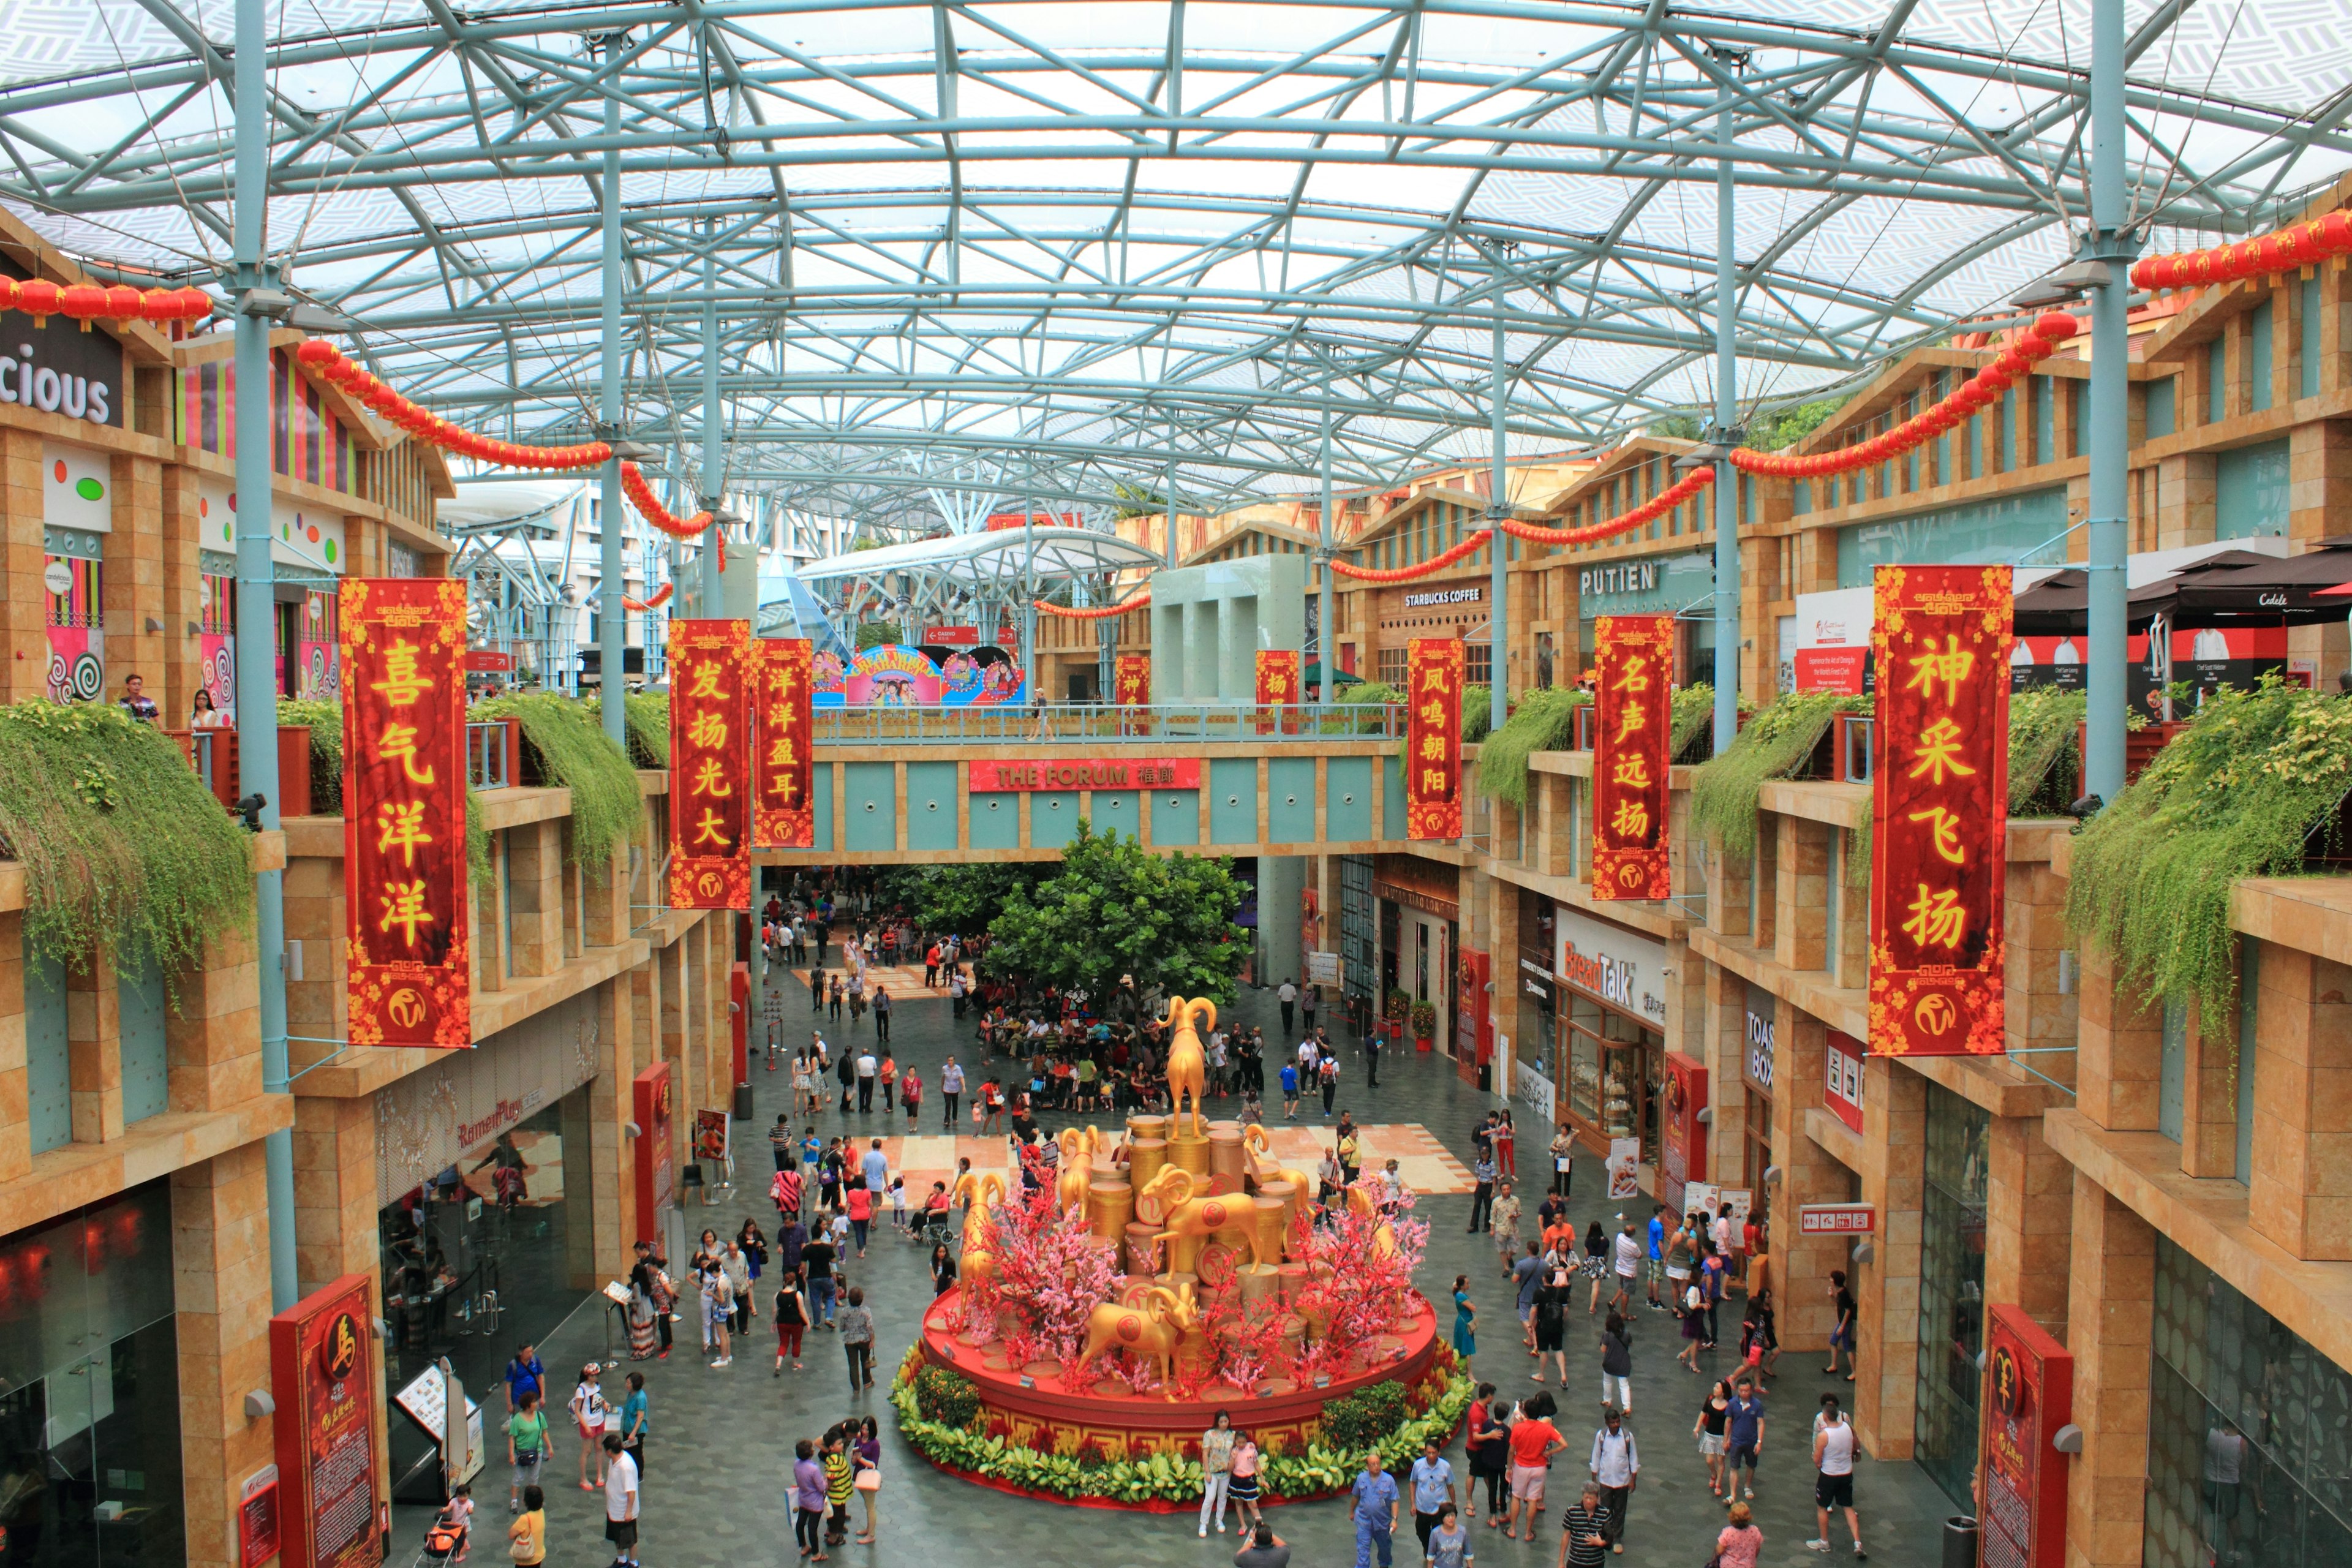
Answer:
1488;293;1509;733
700;221;723;612
2082;0;2133;804
1710;85;1741;750
598;45;627;750
233;0;298;1314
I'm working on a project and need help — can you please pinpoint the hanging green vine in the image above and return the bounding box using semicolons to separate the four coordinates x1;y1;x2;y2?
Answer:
1472;687;1590;809
471;693;642;878
2008;687;2087;815
0;702;254;988
467;790;494;891
1689;690;1867;858
276;696;345;815
2066;679;2352;1023
1671;684;1716;761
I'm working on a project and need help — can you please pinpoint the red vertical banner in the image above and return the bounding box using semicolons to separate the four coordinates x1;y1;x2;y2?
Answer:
1591;614;1674;900
1981;1304;2072;1568
1114;652;1151;706
1453;949;1490;1082
668;619;752;909
341;578;469;1047
1254;649;1299;705
1406;637;1464;839
1869;565;2011;1057
752;637;814;850
270;1274;380;1568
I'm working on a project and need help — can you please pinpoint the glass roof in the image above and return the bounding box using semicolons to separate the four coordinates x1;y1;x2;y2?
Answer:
1;0;2342;540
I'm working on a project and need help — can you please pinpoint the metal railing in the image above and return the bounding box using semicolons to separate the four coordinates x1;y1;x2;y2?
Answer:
1839;716;1875;783
813;701;1404;745
467;721;511;789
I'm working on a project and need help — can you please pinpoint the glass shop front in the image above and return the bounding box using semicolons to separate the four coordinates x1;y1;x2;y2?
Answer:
1552;905;1670;1164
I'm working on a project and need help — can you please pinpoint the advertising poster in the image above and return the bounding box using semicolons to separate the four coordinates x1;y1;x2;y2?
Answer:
341;578;470;1047
1605;1137;1643;1201
693;1107;730;1164
269;1275;380;1568
1868;565;2010;1057
752;637;815;850
667;619;752;910
1591;614;1675;900
1406;637;1464;839
1981;1304;2073;1568
1659;1051;1709;1217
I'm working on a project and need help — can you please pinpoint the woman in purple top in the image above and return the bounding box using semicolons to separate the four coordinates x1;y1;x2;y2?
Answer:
793;1439;828;1561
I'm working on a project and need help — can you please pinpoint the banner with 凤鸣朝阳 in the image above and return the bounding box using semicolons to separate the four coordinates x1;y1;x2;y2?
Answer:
1591;614;1673;900
669;619;752;909
753;638;815;850
1254;649;1300;706
1406;638;1464;839
1114;653;1150;707
341;578;470;1047
1868;564;2011;1057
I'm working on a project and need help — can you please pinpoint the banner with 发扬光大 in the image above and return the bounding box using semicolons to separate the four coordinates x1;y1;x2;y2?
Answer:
341;578;470;1047
1591;614;1674;901
1868;564;2011;1057
668;619;752;910
753;638;815;850
1115;652;1151;707
1406;638;1464;840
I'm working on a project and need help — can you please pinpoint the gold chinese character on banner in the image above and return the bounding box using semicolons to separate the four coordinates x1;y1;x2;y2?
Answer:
1419;699;1447;726
1907;716;1978;786
1420;665;1451;693
378;722;436;785
378;879;435;946
692;807;731;848
1615;702;1646;742
1610;797;1651;840
1905;633;1975;707
1901;884;1967;949
371;638;434;707
1419;735;1447;761
1610;754;1653;789
767;736;797;767
1907;806;1967;865
773;772;801;805
375;801;434;867
685;662;728;701
687;709;730;750
690;757;733;797
1420;767;1449;794
1612;653;1652;695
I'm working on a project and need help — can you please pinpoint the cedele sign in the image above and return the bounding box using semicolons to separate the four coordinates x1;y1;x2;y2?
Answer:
1552;903;1669;1024
0;260;125;428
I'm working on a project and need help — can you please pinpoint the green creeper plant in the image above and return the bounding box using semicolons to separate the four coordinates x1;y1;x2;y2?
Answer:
2067;679;2352;1023
589;692;669;768
1670;684;1716;760
470;693;643;878
276;695;345;814
1472;687;1589;809
2007;687;2087;815
0;701;254;990
1689;690;1866;858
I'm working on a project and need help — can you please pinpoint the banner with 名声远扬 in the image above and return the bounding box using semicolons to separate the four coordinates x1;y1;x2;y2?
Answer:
1406;638;1464;840
1868;564;2011;1057
1114;652;1150;707
1591;614;1673;900
341;578;470;1047
753;638;814;850
668;619;752;910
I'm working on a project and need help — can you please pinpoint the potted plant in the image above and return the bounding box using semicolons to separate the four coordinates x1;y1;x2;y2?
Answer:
1383;989;1411;1042
1409;1000;1438;1052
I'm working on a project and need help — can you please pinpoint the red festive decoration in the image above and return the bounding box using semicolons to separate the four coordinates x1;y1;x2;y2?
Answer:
1037;592;1151;619
619;459;715;540
621;583;675;614
666;619;752;910
1868;564;2011;1058
752;638;816;850
1254;649;1300;706
1113;653;1150;706
2133;209;2352;292
1591;614;1673;901
1331;528;1492;582
1406;638;1464;839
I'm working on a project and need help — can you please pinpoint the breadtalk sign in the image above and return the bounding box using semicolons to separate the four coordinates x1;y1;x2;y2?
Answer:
1556;939;1638;1010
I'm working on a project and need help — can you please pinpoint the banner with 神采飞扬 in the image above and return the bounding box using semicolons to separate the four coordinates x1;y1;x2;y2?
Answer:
1406;637;1464;840
341;578;470;1047
668;619;752;910
752;638;815;850
1114;652;1150;707
1591;614;1674;900
1868;564;2011;1057
1254;649;1300;706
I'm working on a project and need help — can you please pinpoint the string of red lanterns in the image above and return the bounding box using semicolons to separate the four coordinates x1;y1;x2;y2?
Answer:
2132;211;2352;293
622;584;676;614
0;277;214;331
1727;311;2080;480
617;459;714;541
1036;591;1152;619
1330;527;1495;582
293;338;611;472
1493;467;1718;546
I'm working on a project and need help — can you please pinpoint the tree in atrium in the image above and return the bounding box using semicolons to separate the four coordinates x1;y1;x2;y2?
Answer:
982;822;1245;1002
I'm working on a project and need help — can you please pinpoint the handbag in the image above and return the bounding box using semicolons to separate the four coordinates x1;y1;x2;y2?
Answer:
853;1467;881;1493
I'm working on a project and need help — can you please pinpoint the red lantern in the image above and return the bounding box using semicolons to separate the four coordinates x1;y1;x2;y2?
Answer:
102;284;143;322
18;279;61;323
2035;311;2077;342
2318;212;2352;257
0;277;16;314
296;338;336;368
58;282;107;329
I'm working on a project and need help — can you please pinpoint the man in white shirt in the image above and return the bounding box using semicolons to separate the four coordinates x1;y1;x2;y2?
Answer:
1278;979;1298;1034
856;1050;878;1112
602;1432;640;1567
1587;1408;1638;1553
941;1058;967;1126
1807;1398;1863;1558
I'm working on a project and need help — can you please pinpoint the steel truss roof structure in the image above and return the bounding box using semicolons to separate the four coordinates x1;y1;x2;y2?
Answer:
2;0;2346;545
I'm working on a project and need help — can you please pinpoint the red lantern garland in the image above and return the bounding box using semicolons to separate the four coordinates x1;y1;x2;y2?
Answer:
290;337;612;473
1035;592;1152;619
617;459;714;540
0;276;211;330
2132;210;2352;292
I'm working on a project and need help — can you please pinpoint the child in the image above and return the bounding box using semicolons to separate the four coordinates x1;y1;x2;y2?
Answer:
888;1176;909;1234
433;1481;473;1562
1280;1061;1300;1120
1492;1180;1523;1272
567;1365;607;1492
828;1207;853;1257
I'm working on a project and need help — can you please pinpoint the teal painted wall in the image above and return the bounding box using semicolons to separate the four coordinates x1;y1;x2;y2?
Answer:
1153;789;1201;846
119;960;168;1126
813;764;835;851
1836;488;2067;587
845;762;896;853
1382;755;1406;838
1089;787;1140;840
1325;757;1373;841
907;762;959;851
1210;760;1259;845
1032;791;1081;846
2216;439;2291;540
1267;758;1316;843
24;943;66;1155
969;791;1019;850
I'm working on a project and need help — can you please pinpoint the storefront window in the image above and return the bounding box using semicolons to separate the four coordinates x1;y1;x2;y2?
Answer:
0;1183;183;1568
2146;1236;2352;1567
379;1089;597;1494
1561;995;1661;1161
1914;1083;1989;1506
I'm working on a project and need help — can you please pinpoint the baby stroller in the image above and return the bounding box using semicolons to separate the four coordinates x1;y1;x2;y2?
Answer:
416;1518;466;1566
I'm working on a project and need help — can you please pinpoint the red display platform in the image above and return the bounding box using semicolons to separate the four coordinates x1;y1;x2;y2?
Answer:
913;1286;1439;1459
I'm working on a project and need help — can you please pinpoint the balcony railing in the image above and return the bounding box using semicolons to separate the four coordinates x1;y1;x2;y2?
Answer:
813;702;1405;745
468;720;519;790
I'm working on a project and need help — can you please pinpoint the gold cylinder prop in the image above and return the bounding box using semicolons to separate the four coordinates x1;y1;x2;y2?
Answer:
1232;1262;1281;1310
1123;1221;1164;1278
1258;1178;1301;1248
1167;1130;1211;1178
1153;1270;1200;1304
1253;1195;1290;1266
1128;1138;1168;1196
1207;1125;1249;1195
1126;1114;1169;1143
1275;1262;1310;1305
1086;1179;1133;1242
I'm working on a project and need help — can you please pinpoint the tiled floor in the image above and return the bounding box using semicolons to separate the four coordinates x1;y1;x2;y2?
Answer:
409;979;1962;1567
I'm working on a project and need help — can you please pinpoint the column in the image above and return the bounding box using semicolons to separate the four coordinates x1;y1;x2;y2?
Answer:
1;429;43;703
1774;815;1830;972
2075;943;2163;1132
2248;945;2352;1259
66;954;124;1143
1850;1059;1926;1460
172;1146;287;1568
1983;1114;2072;1339
597;36;628;750
1766;1007;1845;1351
2064;1173;2155;1568
0;912;30;1182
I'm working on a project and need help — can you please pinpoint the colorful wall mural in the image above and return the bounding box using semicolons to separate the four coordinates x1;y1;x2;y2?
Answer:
812;643;1028;707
